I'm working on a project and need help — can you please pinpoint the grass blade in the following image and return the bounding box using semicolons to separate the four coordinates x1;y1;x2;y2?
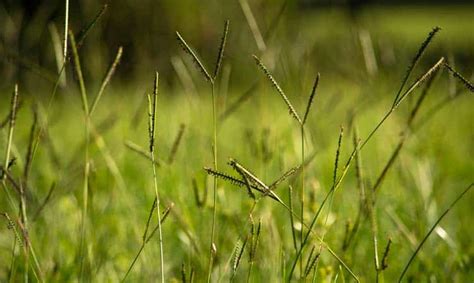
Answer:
69;31;89;115
239;0;266;52
398;183;473;282
90;46;123;115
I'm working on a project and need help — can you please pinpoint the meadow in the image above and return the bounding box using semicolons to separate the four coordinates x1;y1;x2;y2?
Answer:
0;2;473;282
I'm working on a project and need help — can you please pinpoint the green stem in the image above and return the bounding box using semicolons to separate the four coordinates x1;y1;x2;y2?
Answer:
207;83;218;283
299;125;305;277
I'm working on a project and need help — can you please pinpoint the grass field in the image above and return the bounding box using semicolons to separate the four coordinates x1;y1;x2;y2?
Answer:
1;2;473;282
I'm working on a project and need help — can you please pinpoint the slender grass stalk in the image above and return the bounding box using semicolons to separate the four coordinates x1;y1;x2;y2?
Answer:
238;0;266;52
70;31;91;280
398;184;472;282
90;46;123;115
311;127;344;280
48;24;66;86
63;0;69;65
147;72;165;283
122;202;173;282
2;85;19;209
288;186;298;251
76;4;109;48
177;21;229;282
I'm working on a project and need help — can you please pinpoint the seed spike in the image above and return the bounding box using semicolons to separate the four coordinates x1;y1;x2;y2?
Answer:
303;73;320;125
213;20;230;79
176;31;213;83
253;55;302;124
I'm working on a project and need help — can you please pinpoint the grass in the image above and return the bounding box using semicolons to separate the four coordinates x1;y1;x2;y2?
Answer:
0;6;473;283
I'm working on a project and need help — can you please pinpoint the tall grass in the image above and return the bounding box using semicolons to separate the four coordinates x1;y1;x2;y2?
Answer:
1;7;473;282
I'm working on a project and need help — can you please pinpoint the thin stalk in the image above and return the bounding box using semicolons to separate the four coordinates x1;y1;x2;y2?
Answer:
299;125;305;275
148;72;165;283
312;127;344;280
207;82;218;283
2;85;19;209
122;202;172;282
288;186;298;251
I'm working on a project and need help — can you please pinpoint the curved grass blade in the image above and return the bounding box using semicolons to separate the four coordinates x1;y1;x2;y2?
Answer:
90;46;123;115
398;183;472;282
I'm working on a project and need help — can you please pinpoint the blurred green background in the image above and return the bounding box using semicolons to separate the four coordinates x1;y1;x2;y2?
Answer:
0;1;473;282
1;0;473;94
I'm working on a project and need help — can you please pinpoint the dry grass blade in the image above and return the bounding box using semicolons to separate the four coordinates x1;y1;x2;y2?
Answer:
69;31;89;115
204;167;275;200
253;55;302;124
90;46;123;115
443;63;474;93
48;24;66;86
303;73;320;125
239;0;266;52
288;186;298;251
213;20;229;79
228;158;286;205
398;183;472;282
176;32;213;83
392;27;440;106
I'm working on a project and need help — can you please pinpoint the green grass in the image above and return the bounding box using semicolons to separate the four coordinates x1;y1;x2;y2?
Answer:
0;6;473;282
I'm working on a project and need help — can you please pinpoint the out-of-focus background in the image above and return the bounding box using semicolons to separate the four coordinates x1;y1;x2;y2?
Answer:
0;1;473;282
1;0;473;93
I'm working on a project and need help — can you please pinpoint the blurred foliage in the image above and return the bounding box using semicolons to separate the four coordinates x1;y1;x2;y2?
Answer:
0;0;473;94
